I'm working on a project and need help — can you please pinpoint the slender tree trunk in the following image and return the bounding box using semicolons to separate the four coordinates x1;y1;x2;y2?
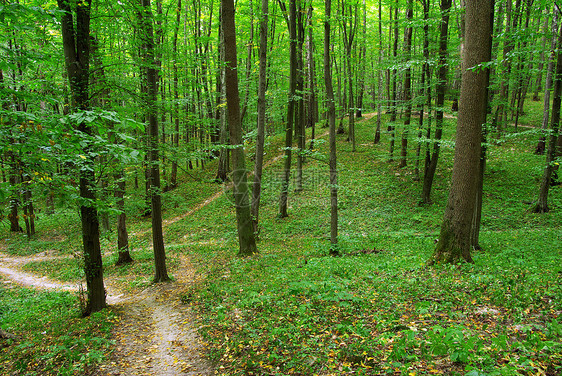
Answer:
251;0;268;235
533;17;562;213
115;170;133;265
222;0;258;256
536;10;559;155
324;0;338;252
374;0;383;144
399;0;413;169
216;18;230;182
414;0;431;181
139;0;170;282
429;0;493;265
389;7;399;161
421;0;451;204
533;11;548;102
278;0;297;218
295;5;305;192
170;0;182;189
58;0;106;314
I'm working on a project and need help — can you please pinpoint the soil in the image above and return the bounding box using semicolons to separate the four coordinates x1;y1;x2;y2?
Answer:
0;251;212;376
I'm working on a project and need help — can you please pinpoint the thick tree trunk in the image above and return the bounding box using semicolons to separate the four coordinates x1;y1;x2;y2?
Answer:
222;0;258;256
430;0;493;265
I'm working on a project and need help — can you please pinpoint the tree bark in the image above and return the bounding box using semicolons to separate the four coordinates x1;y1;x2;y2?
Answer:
251;0;268;235
57;0;106;314
324;0;338;251
222;0;258;256
170;0;182;189
278;0;297;218
536;10;559;155
138;0;170;282
429;0;493;265
421;0;451;204
533;17;562;213
115;170;133;265
399;0;413;169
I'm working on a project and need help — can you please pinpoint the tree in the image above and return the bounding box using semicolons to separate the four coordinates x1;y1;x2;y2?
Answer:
324;0;338;251
57;0;106;314
138;0;170;282
421;0;451;205
251;0;269;235
278;0;297;218
399;0;413;169
222;0;258;256
429;0;493;265
533;12;562;214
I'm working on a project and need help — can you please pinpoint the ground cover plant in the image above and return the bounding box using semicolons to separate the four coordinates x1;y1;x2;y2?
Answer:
0;283;116;375
0;109;560;375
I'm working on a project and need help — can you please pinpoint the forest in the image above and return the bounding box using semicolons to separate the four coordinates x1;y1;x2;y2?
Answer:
0;0;561;374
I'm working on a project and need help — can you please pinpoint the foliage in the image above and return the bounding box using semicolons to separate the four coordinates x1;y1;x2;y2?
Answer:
0;283;115;375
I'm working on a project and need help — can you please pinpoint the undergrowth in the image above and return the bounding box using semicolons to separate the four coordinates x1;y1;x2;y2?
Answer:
0;283;115;375
0;104;560;375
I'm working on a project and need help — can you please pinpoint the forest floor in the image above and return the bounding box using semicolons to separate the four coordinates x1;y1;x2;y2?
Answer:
1;108;561;376
0;250;212;376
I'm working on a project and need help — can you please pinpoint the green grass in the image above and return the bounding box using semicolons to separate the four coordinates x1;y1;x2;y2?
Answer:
0;282;115;375
0;101;560;375
181;111;561;375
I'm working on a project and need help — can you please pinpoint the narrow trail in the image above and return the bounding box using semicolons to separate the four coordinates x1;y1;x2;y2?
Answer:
100;256;212;376
0;251;211;375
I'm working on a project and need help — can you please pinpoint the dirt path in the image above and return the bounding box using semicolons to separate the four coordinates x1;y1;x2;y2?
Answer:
0;251;211;376
101;260;212;376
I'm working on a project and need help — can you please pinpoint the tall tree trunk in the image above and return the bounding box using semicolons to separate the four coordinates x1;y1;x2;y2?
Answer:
21;174;36;237
58;0;106;314
414;0;431;181
399;0;413;169
421;0;451;204
278;0;297;218
536;10;559;155
471;1;495;251
295;4;305;192
222;0;258;256
374;0;383;144
533;11;549;101
533;17;562;213
240;0;254;125
389;6;399;161
7;151;22;232
139;0;170;282
170;0;182;188
251;0;268;235
216;18;230;182
429;0;493;265
115;170;133;265
324;0;338;251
